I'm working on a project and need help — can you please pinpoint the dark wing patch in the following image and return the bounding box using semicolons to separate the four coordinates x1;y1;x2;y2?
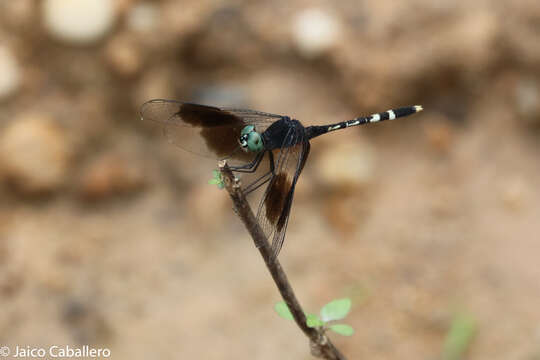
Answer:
256;126;309;258
269;141;310;257
140;99;285;160
178;103;243;127
264;172;291;227
167;104;247;158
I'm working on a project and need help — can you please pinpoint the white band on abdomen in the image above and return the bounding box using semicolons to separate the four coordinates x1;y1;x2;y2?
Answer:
370;114;381;122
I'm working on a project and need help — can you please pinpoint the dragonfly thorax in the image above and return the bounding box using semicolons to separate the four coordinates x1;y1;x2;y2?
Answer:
239;125;264;153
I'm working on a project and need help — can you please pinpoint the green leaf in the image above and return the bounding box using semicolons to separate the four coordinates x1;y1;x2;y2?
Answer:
320;298;351;322
329;324;354;336
274;301;294;320
442;312;476;360
306;314;324;328
208;169;224;189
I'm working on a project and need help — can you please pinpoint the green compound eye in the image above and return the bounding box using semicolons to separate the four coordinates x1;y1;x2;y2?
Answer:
247;132;263;152
241;125;255;136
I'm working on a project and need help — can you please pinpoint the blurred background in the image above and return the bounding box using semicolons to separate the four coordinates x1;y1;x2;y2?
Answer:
1;0;539;359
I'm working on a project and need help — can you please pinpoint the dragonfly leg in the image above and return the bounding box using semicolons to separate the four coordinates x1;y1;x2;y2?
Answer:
244;171;272;195
268;150;275;173
229;151;265;173
243;151;276;195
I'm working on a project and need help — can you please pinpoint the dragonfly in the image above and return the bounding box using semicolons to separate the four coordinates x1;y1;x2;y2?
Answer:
140;99;423;258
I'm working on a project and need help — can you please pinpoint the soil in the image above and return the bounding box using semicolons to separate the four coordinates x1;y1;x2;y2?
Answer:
1;1;540;359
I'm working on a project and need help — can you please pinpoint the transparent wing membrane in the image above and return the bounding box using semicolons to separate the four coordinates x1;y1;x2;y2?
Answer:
255;129;309;258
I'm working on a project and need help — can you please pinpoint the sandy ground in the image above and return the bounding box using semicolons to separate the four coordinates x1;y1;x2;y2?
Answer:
1;1;540;359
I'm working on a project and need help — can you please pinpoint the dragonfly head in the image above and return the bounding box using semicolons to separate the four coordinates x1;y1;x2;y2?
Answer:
239;125;263;153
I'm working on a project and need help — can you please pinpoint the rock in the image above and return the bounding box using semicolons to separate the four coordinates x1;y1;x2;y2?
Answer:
78;154;146;200
324;192;370;235
43;0;116;44
445;12;498;72
0;45;21;100
115;0;136;16
185;184;229;233
500;177;528;211
429;185;458;218
39;268;68;293
314;140;376;190
0;269;23;296
180;6;264;68
0;0;34;28
126;2;159;33
104;35;142;77
133;68;174;107
314;139;376;233
61;298;112;344
515;78;540;126
292;8;342;58
423;119;454;154
0;114;71;194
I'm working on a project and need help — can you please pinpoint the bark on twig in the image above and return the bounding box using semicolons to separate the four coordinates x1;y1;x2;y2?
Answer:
219;160;346;360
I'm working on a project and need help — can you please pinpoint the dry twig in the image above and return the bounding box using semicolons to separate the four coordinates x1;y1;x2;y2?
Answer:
219;160;346;360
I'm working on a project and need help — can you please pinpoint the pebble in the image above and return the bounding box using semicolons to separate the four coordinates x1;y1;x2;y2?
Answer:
61;298;112;344
429;185;457;217
126;2;159;33
314;139;375;233
292;8;342;58
185;184;229;232
515;78;540;126
104;35;142;77
450;12;497;71
500;177;527;211
78;154;145;200
314;140;375;190
0;46;21;100
133;68;174;107
324;193;369;235
0;114;71;194
1;0;34;28
423;120;454;154
39;268;69;293
0;273;23;296
43;0;116;44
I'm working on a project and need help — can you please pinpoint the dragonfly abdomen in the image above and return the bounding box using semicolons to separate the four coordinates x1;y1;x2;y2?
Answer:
306;105;423;140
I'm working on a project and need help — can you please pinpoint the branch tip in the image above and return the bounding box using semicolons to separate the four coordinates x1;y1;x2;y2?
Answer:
217;160;347;360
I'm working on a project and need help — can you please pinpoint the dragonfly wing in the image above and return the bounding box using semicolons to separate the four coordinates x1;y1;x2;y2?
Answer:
256;129;310;258
221;107;285;134
140;99;282;160
269;141;310;258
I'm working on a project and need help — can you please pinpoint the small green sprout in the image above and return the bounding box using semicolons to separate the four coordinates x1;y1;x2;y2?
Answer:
208;169;225;189
306;313;325;328
274;301;294;320
275;298;355;336
442;311;477;360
